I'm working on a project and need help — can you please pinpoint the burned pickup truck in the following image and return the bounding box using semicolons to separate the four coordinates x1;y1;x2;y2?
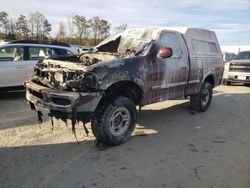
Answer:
25;28;224;146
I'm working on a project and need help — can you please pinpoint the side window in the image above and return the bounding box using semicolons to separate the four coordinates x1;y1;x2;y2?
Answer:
158;32;182;58
52;48;73;56
29;47;48;60
28;47;73;60
0;47;24;62
192;40;218;55
208;42;218;53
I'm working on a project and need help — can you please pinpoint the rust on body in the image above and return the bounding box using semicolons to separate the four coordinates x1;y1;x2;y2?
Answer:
25;28;224;132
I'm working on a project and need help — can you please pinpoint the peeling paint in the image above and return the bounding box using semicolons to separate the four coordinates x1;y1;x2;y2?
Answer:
25;28;224;136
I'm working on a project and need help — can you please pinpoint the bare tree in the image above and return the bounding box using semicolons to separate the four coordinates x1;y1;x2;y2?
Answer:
89;16;100;40
9;19;16;35
57;22;66;41
29;12;48;40
42;19;52;39
89;16;111;44
0;10;114;45
115;24;127;32
67;15;74;38
99;19;111;39
73;15;89;41
16;15;29;39
0;11;10;34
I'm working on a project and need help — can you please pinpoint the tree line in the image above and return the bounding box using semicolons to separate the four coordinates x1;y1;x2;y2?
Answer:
0;11;127;46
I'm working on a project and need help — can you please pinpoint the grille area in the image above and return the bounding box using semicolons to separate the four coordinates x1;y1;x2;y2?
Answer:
29;89;43;99
229;63;250;72
51;97;71;106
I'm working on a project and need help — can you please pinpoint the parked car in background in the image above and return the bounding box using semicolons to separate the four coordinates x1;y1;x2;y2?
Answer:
222;52;235;63
70;45;91;55
223;51;250;85
0;40;74;89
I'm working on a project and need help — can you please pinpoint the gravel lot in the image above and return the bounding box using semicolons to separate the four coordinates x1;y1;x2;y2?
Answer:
0;85;250;188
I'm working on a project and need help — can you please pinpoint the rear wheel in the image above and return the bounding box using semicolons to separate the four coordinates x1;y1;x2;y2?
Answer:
190;82;213;112
91;96;136;146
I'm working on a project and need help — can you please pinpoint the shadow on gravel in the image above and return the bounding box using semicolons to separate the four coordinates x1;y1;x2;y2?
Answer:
0;90;48;130
0;113;47;130
0;90;26;100
0;141;96;188
0;91;250;187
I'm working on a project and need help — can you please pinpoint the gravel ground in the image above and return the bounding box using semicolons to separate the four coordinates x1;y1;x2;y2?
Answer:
0;85;250;188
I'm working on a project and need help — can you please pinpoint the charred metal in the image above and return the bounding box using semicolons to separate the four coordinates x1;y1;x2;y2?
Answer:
25;28;224;145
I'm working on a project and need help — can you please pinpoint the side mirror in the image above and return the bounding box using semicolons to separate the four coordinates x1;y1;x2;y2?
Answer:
158;47;173;58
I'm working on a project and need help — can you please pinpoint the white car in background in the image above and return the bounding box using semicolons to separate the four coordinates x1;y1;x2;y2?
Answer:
0;40;75;89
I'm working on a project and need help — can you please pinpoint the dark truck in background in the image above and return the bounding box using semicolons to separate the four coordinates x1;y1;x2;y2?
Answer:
25;28;224;146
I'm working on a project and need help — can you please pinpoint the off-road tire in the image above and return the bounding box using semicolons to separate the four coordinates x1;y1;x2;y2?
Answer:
190;82;213;112
91;96;136;146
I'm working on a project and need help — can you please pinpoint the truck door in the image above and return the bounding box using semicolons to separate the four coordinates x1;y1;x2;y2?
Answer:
151;31;189;100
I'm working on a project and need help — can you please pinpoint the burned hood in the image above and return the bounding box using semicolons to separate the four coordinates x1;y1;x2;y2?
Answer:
79;52;119;66
37;51;128;72
32;53;132;91
95;28;160;54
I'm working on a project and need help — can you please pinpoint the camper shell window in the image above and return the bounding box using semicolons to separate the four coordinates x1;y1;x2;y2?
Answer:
192;39;218;55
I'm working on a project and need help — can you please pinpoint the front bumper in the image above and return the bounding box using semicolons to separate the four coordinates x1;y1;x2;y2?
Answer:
223;72;250;83
25;80;103;113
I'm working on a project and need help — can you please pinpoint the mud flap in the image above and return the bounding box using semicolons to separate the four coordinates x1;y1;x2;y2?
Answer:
37;111;43;124
83;123;89;136
71;107;78;140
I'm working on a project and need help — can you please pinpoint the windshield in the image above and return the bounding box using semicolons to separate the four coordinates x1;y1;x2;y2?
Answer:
233;51;250;60
96;29;160;54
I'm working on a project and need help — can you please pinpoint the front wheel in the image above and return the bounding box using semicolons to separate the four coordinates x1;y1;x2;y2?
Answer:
91;96;136;146
190;82;213;112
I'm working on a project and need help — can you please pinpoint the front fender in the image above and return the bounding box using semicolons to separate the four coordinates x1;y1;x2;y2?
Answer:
98;71;131;90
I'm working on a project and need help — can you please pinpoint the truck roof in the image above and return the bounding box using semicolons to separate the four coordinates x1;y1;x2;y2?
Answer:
98;27;217;47
97;27;221;56
123;27;221;55
118;27;215;37
113;27;219;46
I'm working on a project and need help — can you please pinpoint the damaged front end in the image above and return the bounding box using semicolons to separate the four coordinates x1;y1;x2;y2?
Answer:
25;28;160;137
25;58;104;135
33;63;91;91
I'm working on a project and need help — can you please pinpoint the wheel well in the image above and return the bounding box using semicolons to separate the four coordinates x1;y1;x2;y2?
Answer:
105;81;143;105
204;74;215;87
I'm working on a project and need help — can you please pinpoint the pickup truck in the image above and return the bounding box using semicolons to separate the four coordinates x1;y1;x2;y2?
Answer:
223;50;250;85
25;28;224;146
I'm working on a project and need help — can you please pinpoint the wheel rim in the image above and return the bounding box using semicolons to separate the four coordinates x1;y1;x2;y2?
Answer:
109;107;131;136
201;88;210;106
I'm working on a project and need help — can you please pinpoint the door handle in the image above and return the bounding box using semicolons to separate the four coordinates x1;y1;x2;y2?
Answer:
16;65;25;69
182;66;188;70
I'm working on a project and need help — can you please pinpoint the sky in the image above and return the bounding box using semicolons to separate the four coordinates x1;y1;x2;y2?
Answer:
1;0;250;45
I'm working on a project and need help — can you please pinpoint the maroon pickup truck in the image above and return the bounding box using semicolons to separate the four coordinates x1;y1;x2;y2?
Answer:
25;28;224;146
